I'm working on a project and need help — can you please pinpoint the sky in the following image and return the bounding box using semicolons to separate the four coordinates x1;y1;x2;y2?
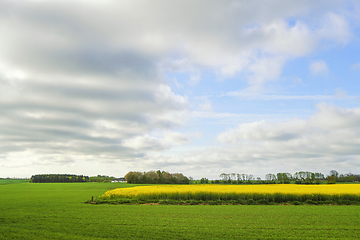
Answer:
1;0;360;180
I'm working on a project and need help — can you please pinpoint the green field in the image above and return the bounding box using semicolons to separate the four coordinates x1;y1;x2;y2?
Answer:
0;179;29;185
1;180;360;239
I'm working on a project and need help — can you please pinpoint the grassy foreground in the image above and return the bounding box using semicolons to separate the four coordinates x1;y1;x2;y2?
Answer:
1;181;360;239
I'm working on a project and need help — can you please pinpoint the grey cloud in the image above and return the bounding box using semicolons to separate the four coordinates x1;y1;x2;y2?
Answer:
0;57;188;165
0;0;350;80
49;49;157;77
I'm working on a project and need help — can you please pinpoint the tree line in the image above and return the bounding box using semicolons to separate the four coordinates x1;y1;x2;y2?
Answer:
29;174;121;183
199;170;359;184
327;170;360;184
89;175;116;182
125;170;190;184
30;174;89;183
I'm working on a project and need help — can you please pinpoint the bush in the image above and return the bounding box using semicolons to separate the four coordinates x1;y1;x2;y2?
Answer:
257;199;269;205
247;199;255;205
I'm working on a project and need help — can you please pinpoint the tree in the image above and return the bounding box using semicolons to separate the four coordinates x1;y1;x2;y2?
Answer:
246;174;254;182
284;173;292;183
30;174;89;183
146;171;159;184
125;172;135;184
327;176;336;184
241;174;246;181
170;173;189;184
125;170;189;184
329;170;339;178
276;173;292;184
200;178;209;184
265;173;276;182
219;173;229;181
305;172;315;184
345;173;356;182
293;171;309;183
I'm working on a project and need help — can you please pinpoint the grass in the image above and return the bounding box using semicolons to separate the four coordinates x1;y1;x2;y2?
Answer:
0;179;29;185
1;180;360;239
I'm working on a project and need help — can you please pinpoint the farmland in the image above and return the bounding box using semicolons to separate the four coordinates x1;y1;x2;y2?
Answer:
98;184;360;205
1;180;360;239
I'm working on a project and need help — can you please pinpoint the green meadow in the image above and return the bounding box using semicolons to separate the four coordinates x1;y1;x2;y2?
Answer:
1;180;360;239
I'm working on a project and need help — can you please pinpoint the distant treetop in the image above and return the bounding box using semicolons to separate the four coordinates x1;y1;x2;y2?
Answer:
29;174;89;183
125;170;189;184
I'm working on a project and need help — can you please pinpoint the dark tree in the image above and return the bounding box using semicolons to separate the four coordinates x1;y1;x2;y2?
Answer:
30;174;89;183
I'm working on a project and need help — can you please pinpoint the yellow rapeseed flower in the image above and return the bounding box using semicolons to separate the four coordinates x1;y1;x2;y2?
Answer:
102;184;360;199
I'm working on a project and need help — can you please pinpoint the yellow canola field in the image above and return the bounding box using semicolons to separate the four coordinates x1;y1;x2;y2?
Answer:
102;184;360;198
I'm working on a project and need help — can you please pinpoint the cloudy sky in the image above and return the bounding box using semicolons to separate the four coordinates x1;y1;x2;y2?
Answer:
1;0;360;179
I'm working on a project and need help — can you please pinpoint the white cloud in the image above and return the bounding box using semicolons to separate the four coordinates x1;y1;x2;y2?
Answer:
334;88;349;100
213;104;360;174
199;103;213;111
159;58;201;85
218;119;307;143
318;13;352;45
311;103;360;129
197;96;213;111
225;90;358;101
219;103;360;143
351;62;360;70
247;56;286;87
177;104;360;178
245;20;315;56
309;60;329;75
122;135;164;151
122;132;190;151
